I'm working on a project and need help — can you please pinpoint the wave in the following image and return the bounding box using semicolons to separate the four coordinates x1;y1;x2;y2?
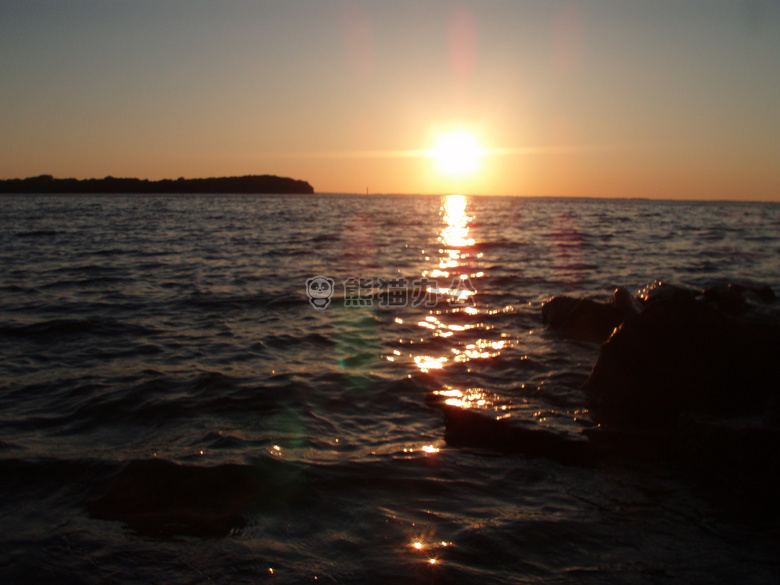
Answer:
178;291;309;311
0;317;155;342
14;229;65;238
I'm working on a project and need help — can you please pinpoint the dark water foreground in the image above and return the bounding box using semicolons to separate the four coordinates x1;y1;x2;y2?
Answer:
1;194;779;584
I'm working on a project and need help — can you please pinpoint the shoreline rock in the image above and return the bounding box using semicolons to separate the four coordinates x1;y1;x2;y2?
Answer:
441;404;596;466
434;280;780;499
583;282;780;428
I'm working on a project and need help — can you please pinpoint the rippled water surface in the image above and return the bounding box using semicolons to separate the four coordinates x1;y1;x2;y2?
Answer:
1;194;779;584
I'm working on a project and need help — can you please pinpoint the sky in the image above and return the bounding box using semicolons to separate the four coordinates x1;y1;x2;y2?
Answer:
1;0;779;200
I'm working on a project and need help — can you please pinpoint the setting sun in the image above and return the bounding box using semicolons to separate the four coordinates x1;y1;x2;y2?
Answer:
431;131;483;177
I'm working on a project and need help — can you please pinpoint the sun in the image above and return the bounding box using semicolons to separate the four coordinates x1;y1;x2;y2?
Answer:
431;130;483;177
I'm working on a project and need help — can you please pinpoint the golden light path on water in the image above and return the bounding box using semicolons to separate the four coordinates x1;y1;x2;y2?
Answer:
394;195;519;571
399;194;516;392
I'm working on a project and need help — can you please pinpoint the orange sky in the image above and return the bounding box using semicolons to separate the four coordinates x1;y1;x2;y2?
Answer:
1;1;779;200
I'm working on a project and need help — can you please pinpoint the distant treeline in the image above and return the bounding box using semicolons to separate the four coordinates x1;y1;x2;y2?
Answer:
0;174;314;194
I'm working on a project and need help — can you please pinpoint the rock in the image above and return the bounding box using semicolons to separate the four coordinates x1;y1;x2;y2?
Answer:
676;414;780;505
436;280;779;483
541;287;646;343
539;281;780;431
635;280;697;306
89;459;257;538
728;283;776;303
441;405;596;465
584;288;780;428
613;286;643;318
541;295;622;343
702;285;750;315
89;457;311;538
703;283;777;315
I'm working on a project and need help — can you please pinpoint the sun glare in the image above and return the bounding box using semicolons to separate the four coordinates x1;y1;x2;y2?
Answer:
431;131;483;177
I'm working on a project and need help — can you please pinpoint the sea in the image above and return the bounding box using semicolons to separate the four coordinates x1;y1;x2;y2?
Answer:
1;193;779;584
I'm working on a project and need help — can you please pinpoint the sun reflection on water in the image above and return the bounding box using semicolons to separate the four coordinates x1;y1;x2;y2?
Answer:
430;385;512;412
407;194;488;374
440;194;475;248
452;338;506;361
407;534;453;569
392;194;518;413
413;355;447;372
432;195;477;305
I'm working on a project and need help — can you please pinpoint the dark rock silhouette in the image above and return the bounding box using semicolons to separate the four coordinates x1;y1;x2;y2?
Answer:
541;296;621;343
89;459;257;538
584;282;780;429
441;404;596;465
634;279;698;306
435;280;780;503
0;174;314;194
540;280;780;430
541;286;641;343
577;281;779;501
89;457;311;538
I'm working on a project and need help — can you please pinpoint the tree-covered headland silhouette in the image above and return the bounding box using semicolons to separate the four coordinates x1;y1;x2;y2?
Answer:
0;174;314;194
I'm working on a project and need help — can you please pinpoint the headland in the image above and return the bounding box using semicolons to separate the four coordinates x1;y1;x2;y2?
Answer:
0;174;314;194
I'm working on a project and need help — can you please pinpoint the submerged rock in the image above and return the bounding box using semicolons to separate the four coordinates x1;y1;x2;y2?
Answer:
89;459;255;537
89;457;310;538
441;404;596;465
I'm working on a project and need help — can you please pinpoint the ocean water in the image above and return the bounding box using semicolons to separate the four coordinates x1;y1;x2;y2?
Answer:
1;193;779;584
